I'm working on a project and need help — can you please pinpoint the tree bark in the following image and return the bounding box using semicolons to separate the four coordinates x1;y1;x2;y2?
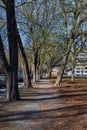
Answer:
0;34;11;101
6;0;20;101
55;56;67;86
49;69;52;79
71;66;75;82
33;50;38;82
2;0;32;98
55;39;73;86
5;71;11;101
36;51;40;81
36;65;40;81
16;30;32;88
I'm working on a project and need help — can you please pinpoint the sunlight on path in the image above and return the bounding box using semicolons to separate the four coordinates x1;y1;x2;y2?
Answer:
33;79;53;88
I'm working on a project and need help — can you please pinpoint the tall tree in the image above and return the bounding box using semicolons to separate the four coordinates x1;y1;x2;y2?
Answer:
17;0;57;82
6;0;20;101
55;0;87;86
1;0;32;88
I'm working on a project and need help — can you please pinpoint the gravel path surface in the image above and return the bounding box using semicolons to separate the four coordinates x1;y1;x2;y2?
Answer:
0;79;87;130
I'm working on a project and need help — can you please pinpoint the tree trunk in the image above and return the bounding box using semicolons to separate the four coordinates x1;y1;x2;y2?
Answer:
10;41;20;101
36;66;40;81
17;29;32;88
49;70;52;79
55;57;66;86
5;71;11;101
36;66;38;81
0;34;11;101
33;50;38;82
33;71;36;83
36;54;40;81
55;39;73;86
38;65;41;80
6;0;20;101
71;66;75;82
33;63;36;83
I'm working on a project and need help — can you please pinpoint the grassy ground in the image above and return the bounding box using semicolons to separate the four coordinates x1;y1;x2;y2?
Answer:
0;78;87;130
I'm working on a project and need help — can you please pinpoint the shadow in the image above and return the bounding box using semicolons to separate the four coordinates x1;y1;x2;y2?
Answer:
58;89;87;94
20;93;87;102
36;82;51;85
20;89;87;96
18;84;87;102
0;104;87;122
20;89;59;96
35;82;51;86
1;78;87;126
0;101;10;111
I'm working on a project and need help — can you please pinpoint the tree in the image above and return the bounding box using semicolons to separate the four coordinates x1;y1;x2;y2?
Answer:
55;0;87;86
16;29;32;88
17;0;58;82
0;34;11;101
1;0;32;88
69;36;86;81
42;41;62;78
6;0;20;101
0;0;20;101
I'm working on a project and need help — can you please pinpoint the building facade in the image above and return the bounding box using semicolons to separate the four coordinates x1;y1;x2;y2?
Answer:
73;49;87;76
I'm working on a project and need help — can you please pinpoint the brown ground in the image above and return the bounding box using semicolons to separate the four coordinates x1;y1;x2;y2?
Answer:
0;78;87;130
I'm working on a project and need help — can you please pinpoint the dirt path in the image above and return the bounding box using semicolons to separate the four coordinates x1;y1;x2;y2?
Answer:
0;79;87;130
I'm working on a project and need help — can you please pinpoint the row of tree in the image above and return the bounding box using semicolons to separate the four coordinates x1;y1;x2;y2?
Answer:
17;0;87;84
0;0;87;101
0;0;32;101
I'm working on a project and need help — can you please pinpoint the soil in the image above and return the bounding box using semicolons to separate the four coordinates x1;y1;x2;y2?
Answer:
0;78;87;130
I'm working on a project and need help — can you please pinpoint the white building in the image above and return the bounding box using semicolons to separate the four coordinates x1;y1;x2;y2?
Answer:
67;49;87;77
75;65;87;76
74;50;87;76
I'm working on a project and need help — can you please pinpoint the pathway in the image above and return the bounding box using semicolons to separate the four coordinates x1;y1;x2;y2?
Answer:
0;79;87;130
